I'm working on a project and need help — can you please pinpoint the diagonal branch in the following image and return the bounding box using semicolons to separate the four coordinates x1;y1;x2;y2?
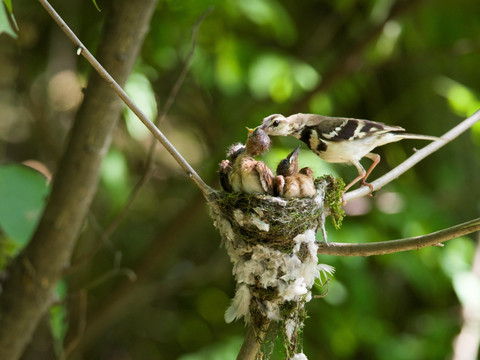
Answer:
65;8;212;275
317;217;480;256
344;109;480;202
38;0;213;197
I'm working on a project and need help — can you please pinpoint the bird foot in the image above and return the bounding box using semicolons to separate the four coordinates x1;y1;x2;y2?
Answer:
361;180;375;197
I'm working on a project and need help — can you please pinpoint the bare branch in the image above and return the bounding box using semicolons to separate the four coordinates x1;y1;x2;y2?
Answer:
344;109;480;203
237;324;269;360
37;0;213;197
61;290;87;360
317;217;480;256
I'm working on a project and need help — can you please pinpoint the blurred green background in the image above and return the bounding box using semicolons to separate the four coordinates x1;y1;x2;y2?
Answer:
1;0;480;359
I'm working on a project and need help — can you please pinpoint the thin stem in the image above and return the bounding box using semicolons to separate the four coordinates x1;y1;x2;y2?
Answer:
344;109;480;202
317;217;480;256
60;290;87;360
37;0;213;197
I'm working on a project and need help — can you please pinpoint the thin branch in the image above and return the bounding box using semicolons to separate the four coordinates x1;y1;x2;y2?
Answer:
60;290;87;360
344;109;480;202
38;0;213;197
317;217;480;256
291;0;426;113
156;7;213;125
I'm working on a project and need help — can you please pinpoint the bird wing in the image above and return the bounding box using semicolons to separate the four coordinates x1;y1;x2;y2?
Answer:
255;161;275;195
273;175;285;197
226;143;246;162
299;167;314;178
304;116;405;142
219;160;233;192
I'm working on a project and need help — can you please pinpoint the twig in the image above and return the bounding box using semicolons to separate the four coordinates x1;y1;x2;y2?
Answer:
344;109;480;202
37;0;213;197
317;217;480;256
60;290;87;360
155;7;213;126
84;252;137;291
291;0;425;113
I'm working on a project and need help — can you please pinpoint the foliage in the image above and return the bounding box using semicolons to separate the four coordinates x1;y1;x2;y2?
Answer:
1;0;480;359
0;164;50;267
0;0;18;38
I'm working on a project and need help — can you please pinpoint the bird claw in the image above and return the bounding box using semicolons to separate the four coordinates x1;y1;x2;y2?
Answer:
361;180;375;197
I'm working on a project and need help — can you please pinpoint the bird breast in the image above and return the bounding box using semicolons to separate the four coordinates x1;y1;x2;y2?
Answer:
230;157;267;194
282;174;315;199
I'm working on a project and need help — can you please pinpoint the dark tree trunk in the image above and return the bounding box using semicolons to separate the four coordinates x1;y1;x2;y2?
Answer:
0;1;158;359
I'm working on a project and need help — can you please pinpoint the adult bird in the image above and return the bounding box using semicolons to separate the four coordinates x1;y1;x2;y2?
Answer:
274;146;315;199
261;113;439;194
226;127;275;195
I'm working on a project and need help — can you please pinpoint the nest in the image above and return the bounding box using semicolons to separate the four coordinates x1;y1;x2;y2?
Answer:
210;175;344;247
208;175;343;358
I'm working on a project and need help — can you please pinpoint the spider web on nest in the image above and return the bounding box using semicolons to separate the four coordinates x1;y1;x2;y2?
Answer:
207;175;342;359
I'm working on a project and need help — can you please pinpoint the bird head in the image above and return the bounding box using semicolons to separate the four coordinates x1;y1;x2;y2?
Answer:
276;146;300;176
245;126;271;156
260;114;292;136
226;142;245;162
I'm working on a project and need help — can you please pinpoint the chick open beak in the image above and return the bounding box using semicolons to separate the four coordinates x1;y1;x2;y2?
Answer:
287;146;301;164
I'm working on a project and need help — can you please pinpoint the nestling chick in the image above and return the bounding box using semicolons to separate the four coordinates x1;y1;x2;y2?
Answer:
219;143;245;192
261;113;439;194
274;146;315;199
228;127;275;195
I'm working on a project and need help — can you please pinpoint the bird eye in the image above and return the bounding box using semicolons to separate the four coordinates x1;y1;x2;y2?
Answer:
272;120;279;127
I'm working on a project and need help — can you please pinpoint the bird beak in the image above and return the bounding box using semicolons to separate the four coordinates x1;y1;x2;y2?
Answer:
287;146;300;164
246;127;254;134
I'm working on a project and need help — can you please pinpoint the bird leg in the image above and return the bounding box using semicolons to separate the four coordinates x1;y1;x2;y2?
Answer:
341;156;379;204
360;153;380;193
344;160;366;193
340;161;366;204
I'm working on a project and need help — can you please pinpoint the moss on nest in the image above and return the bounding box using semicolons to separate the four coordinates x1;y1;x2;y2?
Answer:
212;175;344;250
322;175;345;229
213;176;332;251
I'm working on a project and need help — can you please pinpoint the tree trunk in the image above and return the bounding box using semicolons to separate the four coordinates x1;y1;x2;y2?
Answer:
0;1;158;359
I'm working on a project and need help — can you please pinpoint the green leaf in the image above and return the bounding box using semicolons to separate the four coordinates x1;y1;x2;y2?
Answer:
91;0;101;12
0;164;50;252
3;0;12;13
0;0;18;38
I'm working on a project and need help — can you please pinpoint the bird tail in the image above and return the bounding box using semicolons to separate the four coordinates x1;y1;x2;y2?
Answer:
394;132;442;141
